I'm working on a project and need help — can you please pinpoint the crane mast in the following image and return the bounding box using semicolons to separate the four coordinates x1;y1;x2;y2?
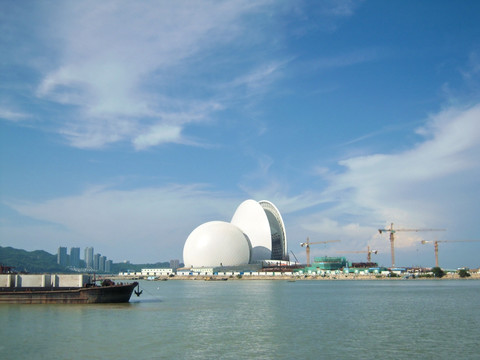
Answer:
421;240;480;267
366;246;378;262
300;237;340;267
378;223;445;267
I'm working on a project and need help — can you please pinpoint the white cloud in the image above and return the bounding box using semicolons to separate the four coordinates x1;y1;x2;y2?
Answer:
228;61;289;97
133;125;182;150
0;106;30;122
320;0;363;17
6;184;240;263
290;104;480;266
5;101;479;267
58;116;137;149
233;104;480;267
312;47;384;70
461;51;480;81
3;1;365;149
31;0;279;149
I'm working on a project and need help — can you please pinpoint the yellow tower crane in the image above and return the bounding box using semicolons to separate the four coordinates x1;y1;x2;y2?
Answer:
421;240;480;268
337;246;378;262
378;223;445;267
300;237;340;267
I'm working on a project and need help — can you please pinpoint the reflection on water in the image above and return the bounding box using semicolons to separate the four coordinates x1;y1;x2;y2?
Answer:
1;280;479;360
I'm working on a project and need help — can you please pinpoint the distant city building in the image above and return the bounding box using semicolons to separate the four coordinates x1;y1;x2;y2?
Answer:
70;247;80;267
84;247;94;269
105;260;113;273
93;253;101;270
170;259;180;269
99;256;106;272
57;247;68;266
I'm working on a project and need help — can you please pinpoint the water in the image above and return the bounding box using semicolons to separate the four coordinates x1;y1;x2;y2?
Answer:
1;279;479;360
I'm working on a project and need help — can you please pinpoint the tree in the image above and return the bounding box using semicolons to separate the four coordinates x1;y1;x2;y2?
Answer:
431;267;446;278
458;269;471;278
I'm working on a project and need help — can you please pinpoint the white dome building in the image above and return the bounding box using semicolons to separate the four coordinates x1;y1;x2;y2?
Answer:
183;221;251;267
183;200;287;267
231;200;287;262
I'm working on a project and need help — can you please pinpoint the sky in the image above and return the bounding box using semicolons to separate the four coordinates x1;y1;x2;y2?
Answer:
1;0;480;269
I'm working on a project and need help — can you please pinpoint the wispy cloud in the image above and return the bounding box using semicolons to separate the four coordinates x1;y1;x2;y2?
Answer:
1;1;366;150
319;0;364;17
4;104;479;265
25;1;283;149
312;47;385;71
295;104;480;259
460;51;480;81
228;60;289;97
233;103;480;264
5;184;240;262
300;0;365;33
0;108;29;122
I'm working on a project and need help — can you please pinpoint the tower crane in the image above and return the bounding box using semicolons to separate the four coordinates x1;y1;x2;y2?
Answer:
421;240;480;268
300;237;340;267
378;223;445;267
289;250;299;264
337;246;378;262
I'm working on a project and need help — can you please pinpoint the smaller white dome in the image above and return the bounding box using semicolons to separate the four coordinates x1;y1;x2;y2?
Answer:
183;221;251;267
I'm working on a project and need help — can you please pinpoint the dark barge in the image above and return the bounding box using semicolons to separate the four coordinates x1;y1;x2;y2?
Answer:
0;272;139;304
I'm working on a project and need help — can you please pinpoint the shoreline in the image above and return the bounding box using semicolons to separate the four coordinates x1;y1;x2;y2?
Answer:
105;272;480;281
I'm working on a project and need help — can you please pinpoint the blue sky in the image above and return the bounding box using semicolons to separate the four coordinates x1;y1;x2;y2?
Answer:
1;1;480;268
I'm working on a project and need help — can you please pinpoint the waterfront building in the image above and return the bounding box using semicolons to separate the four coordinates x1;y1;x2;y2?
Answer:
170;259;180;269
93;253;101;270
231;200;287;262
99;256;106;272
141;268;174;276
105;260;112;273
57;247;68;266
184;221;251;267
84;247;94;269
70;247;80;267
313;256;348;270
183;199;287;267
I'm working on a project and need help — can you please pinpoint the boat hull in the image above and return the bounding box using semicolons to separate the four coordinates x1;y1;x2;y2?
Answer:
0;282;139;304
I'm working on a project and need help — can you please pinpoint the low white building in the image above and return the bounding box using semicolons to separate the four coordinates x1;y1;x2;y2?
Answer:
176;268;214;276
141;268;173;276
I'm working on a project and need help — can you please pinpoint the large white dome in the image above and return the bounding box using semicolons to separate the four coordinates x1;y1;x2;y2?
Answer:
183;221;251;267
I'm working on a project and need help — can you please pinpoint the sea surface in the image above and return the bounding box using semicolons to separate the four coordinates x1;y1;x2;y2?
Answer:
1;279;479;360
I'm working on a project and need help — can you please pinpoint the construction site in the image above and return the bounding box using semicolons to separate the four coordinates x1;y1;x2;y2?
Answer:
114;222;479;281
294;223;480;276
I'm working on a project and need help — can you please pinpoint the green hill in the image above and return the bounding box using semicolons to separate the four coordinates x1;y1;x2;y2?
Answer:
0;246;67;273
0;246;180;274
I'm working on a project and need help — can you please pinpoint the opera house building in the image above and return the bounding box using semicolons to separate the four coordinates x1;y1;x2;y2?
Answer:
183;200;288;268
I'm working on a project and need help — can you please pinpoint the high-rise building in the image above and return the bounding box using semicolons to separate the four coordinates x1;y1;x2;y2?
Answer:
70;247;80;267
170;259;180;269
84;247;94;269
93;253;101;271
57;247;68;266
99;256;106;272
105;260;113;273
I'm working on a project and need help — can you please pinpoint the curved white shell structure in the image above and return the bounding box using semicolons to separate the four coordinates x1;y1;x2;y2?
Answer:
259;200;287;261
231;199;273;262
183;221;251;267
